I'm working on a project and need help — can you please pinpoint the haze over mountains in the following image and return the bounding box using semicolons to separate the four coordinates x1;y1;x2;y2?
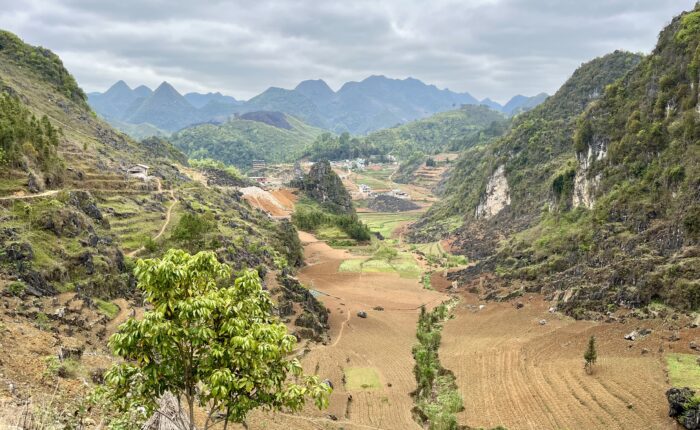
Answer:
88;76;547;137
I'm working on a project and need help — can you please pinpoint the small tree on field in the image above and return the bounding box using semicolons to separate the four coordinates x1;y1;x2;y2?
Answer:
101;249;331;429
584;335;597;374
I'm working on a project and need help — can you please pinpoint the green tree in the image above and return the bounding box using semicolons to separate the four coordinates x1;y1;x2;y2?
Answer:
584;335;597;374
102;249;330;429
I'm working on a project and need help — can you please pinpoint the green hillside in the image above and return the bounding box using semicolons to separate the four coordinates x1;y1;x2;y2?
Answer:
364;104;507;157
411;8;700;316
170;112;325;168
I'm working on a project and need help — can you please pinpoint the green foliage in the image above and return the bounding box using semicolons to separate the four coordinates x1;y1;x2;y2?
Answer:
34;312;51;330
171;114;324;168
666;353;700;390
95;298;120;319
171;212;216;250
303;105;507;163
5;281;26;296
0;31;86;106
189;158;244;180
102;249;330;428
412;301;465;430
292;204;371;242
0;94;64;181
584;335;597;371
364;104;508;159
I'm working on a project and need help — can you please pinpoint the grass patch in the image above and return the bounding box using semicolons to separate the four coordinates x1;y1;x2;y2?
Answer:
344;367;382;390
338;251;421;279
94;298;120;319
666;353;700;390
358;212;420;238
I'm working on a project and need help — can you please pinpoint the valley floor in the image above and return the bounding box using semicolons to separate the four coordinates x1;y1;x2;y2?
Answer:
440;293;693;430
246;231;444;429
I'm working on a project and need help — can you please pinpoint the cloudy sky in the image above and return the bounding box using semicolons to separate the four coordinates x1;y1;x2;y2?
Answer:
0;0;693;102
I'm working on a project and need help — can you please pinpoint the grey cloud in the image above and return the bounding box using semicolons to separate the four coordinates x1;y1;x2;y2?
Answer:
0;0;691;102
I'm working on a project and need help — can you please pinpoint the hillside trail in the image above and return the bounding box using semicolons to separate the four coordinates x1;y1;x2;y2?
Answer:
126;182;177;258
0;189;61;201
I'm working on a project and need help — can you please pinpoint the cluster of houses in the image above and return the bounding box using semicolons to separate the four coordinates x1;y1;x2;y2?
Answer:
358;183;410;200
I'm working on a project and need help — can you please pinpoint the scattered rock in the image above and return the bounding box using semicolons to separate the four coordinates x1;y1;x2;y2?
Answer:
58;345;83;361
690;341;699;351
357;311;367;319
27;173;41;193
539;319;547;326
515;302;524;309
548;307;556;313
328;414;338;421
373;306;384;311
641;348;650;355
625;331;638;341
479;305;485;310
669;332;681;342
1;242;34;263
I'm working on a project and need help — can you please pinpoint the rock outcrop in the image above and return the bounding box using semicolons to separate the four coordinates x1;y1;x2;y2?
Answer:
667;387;700;429
474;165;510;220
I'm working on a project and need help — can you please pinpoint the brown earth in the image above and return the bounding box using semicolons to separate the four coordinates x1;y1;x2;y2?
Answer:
245;231;445;429
440;292;697;430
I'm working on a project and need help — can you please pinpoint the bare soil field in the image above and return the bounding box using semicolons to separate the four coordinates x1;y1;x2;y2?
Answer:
245;231;445;429
440;293;698;430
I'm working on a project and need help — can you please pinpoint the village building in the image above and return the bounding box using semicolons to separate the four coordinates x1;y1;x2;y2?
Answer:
127;164;149;180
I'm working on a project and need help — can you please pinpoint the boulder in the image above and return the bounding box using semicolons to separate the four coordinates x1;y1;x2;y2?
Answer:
2;242;33;262
691;341;699;351
667;387;700;429
625;331;638;341
357;311;367;319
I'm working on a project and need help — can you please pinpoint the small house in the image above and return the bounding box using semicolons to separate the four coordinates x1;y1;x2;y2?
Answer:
127;164;149;180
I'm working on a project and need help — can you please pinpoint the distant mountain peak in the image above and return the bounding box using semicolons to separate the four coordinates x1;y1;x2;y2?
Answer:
294;79;334;104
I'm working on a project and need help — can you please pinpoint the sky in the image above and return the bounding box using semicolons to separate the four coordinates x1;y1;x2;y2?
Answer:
0;0;693;103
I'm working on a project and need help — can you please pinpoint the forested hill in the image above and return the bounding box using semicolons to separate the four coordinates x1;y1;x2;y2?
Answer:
170;111;325;168
302;104;508;163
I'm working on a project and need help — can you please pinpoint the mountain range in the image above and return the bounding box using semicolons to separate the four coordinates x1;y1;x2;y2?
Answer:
88;77;547;137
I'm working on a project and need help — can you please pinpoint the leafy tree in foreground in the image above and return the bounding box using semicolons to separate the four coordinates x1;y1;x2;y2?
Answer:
102;249;330;429
584;335;597;374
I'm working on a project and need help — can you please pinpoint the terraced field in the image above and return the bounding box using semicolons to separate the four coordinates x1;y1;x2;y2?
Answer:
440;294;699;430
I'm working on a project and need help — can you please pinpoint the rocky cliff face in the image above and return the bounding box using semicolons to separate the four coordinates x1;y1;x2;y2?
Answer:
294;160;354;214
474;165;510;219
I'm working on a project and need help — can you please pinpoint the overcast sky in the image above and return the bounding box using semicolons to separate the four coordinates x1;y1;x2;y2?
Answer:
0;0;693;103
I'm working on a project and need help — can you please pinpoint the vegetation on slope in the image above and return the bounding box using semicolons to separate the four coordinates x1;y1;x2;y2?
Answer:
0;94;64;185
412;300;465;430
303;105;507;163
0;30;86;106
413;6;700;316
171;112;324;168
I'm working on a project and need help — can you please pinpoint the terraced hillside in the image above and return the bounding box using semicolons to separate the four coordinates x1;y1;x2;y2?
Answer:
0;30;330;424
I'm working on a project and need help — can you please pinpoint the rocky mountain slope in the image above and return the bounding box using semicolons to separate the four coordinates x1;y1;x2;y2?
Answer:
0;29;328;422
411;7;700;317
